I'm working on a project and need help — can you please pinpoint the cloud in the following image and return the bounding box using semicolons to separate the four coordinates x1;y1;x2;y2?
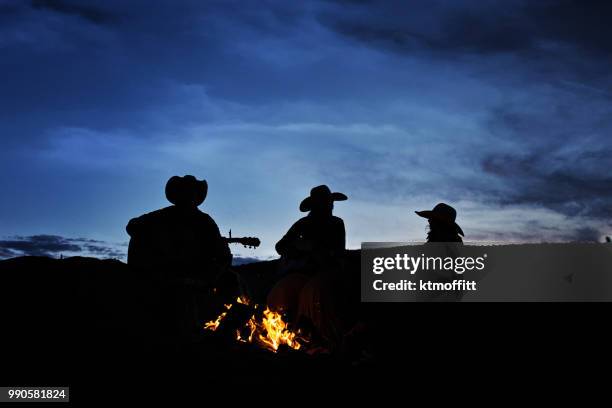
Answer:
481;150;612;219
0;235;81;257
469;223;605;243
1;0;611;251
456;200;608;244
0;247;17;258
0;235;126;259
476;83;612;223
0;2;23;17
30;0;119;25
0;234;268;263
320;1;527;56
319;0;612;98
321;1;612;57
570;227;603;242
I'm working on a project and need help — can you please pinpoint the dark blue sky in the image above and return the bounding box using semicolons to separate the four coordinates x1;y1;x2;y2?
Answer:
1;0;611;259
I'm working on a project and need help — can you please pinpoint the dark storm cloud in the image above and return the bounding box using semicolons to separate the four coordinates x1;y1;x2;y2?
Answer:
478;87;612;223
320;1;532;55
441;0;612;56
529;0;612;56
0;235;125;259
570;227;603;242
316;0;612;132
321;0;612;56
0;3;21;17
469;224;603;243
30;0;119;25
481;147;612;220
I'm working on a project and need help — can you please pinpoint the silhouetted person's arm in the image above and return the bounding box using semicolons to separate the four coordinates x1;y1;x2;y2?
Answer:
275;220;303;257
126;213;157;268
126;215;147;238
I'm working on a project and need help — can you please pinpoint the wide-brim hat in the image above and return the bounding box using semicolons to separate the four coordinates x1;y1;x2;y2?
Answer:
165;175;208;206
299;185;347;212
416;202;464;236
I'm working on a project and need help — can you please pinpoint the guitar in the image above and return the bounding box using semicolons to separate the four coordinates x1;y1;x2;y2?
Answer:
223;230;260;249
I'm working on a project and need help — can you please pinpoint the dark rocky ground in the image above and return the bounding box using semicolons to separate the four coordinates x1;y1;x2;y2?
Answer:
0;255;609;400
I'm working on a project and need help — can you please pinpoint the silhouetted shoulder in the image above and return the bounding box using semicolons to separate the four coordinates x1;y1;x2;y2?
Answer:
192;210;216;223
189;210;221;232
325;215;346;233
293;216;311;227
126;206;175;237
288;215;345;230
127;207;221;236
331;215;344;226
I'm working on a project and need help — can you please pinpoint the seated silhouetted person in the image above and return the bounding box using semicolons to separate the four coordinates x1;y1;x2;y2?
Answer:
417;202;465;303
348;203;466;357
268;185;347;348
416;203;464;243
127;175;231;278
126;175;232;343
275;185;346;272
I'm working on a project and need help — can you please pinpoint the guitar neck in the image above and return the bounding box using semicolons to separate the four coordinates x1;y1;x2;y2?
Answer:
225;238;244;244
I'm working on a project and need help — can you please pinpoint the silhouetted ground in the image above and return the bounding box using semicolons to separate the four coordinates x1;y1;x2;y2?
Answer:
0;255;366;398
1;255;610;400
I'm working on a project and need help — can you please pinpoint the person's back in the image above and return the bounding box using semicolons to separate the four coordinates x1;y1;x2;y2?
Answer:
125;175;232;345
275;185;347;275
275;214;345;265
127;205;230;280
268;185;349;348
126;175;231;282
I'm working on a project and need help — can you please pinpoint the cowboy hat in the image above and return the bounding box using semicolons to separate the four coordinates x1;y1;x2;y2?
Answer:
165;175;208;207
299;185;347;212
415;203;464;236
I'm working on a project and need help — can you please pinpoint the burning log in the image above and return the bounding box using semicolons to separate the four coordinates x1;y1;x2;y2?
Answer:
204;296;307;353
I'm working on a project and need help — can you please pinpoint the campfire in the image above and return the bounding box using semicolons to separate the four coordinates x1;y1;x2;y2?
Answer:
204;296;306;353
203;303;233;331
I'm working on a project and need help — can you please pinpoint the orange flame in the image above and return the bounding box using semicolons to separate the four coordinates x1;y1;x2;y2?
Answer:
203;303;232;331
206;297;305;352
257;307;301;352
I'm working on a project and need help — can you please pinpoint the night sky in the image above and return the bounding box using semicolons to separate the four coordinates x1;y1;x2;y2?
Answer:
1;0;611;260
